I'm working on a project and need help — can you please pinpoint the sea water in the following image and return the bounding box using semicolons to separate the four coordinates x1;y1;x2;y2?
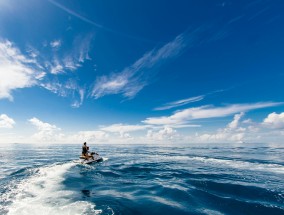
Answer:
0;143;283;215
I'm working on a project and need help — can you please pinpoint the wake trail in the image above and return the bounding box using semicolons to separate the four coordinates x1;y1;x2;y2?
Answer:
1;161;101;215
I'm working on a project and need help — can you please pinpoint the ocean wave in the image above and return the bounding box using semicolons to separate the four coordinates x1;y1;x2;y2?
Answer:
146;154;284;174
187;156;284;174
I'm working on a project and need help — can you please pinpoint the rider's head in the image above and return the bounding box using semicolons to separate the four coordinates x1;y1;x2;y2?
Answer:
83;142;86;145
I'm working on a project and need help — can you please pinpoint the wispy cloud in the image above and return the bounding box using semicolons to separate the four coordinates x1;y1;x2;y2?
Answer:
91;32;188;99
91;26;228;100
0;34;93;108
154;89;229;111
0;114;15;128
49;57;64;74
50;39;62;49
155;95;205;111
0;40;45;101
40;78;85;108
46;34;93;74
143;102;283;126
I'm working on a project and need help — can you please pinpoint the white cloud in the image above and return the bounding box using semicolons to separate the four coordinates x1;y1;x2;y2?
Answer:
0;40;45;100
50;39;61;49
198;132;245;143
155;95;204;111
147;127;180;141
29;117;62;142
0;114;15;128
262;112;284;129
227;112;244;129
91;32;187;99
197;112;246;143
196;111;284;143
101;123;150;138
243;119;253;124
101;124;149;133
71;130;109;143
143;102;282;126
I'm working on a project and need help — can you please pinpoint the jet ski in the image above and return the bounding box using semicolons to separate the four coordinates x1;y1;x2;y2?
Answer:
80;152;103;164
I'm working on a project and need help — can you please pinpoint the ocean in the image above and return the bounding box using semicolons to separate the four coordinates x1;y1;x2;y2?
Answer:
0;143;283;215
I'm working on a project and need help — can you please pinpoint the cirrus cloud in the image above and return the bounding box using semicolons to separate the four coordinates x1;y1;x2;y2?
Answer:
91;31;189;99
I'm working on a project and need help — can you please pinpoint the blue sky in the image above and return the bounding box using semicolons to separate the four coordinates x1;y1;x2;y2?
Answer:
0;0;284;144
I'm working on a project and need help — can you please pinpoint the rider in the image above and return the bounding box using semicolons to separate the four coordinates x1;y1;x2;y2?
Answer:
82;142;94;160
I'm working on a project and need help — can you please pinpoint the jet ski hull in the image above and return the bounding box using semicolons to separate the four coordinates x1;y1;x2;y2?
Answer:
80;155;103;164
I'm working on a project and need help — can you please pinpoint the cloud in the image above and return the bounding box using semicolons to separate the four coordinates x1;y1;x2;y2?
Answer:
41;79;85;108
91;32;187;99
0;36;91;107
146;126;180;141
0;40;45;100
49;58;64;74
227;112;245;129
197;112;246;143
155;95;205;111
143;102;282;126
40;34;93;107
154;89;227;111
71;88;85;108
50;39;61;49
195;111;284;143
71;130;109;142
75;34;93;63
26;46;40;59
198;132;245;143
0;114;15;128
100;123;150;138
29;117;62;141
46;34;93;74
262;112;284;129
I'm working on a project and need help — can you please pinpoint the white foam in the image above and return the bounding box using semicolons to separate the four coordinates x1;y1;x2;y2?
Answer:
3;162;102;215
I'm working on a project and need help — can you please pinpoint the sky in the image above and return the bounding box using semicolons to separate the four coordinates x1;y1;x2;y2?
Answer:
0;0;284;144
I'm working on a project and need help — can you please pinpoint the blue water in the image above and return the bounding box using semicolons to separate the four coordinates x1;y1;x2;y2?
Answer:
0;143;283;215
